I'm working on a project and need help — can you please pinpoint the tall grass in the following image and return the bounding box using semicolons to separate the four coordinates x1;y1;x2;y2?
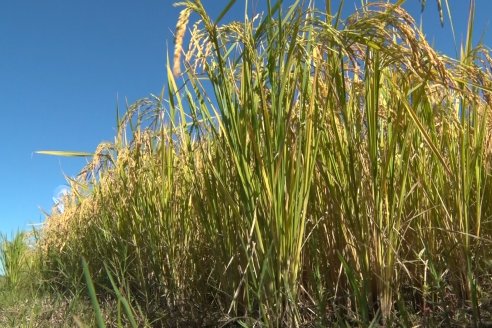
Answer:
0;231;31;289
35;0;492;326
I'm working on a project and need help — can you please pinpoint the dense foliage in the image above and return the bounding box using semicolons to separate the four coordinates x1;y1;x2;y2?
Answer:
3;0;492;326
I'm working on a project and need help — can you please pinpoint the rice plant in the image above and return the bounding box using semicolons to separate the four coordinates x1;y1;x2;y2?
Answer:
33;0;492;326
0;231;32;289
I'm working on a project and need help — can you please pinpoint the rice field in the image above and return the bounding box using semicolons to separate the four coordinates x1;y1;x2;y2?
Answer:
2;0;492;326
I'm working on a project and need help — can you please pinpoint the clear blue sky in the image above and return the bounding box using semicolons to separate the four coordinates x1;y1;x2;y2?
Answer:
0;0;490;237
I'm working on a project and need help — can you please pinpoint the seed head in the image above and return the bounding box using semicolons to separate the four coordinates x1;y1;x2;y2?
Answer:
173;8;191;76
